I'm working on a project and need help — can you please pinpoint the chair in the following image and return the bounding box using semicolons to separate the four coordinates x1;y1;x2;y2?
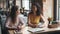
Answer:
0;16;2;34
0;14;9;34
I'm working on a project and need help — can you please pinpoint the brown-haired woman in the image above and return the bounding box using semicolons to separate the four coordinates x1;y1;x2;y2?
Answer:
5;6;25;30
28;3;48;28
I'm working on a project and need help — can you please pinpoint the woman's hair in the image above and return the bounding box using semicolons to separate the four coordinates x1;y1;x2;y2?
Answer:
10;6;18;23
30;3;41;16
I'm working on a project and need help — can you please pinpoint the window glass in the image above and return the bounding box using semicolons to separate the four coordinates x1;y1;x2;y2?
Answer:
22;0;29;10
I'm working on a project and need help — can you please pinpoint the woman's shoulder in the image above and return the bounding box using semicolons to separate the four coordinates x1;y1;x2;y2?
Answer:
17;14;24;18
17;14;24;20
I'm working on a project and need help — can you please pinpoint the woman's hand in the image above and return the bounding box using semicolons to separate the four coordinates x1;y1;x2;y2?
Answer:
17;26;22;30
17;25;25;30
40;14;48;28
28;23;38;28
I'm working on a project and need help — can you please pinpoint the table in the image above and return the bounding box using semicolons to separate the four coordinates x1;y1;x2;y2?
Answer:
8;27;31;34
8;26;60;34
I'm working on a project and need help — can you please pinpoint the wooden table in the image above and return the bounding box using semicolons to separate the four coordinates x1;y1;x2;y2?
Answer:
8;26;60;34
8;27;31;34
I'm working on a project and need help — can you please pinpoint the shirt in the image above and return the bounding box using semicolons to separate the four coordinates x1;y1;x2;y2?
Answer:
6;14;25;28
29;14;40;24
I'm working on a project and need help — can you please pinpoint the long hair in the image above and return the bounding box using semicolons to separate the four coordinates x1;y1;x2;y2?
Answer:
10;6;18;23
31;3;41;16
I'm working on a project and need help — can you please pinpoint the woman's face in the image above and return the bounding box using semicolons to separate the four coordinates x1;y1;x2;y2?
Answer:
32;5;37;12
16;9;20;15
20;9;24;13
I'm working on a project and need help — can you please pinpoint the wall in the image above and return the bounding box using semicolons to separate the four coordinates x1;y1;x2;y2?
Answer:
43;0;53;18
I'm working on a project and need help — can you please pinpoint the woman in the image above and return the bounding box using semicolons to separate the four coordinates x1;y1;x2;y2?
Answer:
5;6;25;30
28;3;48;28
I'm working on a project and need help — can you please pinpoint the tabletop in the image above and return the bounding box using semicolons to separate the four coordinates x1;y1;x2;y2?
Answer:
8;26;60;34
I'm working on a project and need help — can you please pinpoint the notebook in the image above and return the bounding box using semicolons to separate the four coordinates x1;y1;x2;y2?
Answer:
28;27;45;33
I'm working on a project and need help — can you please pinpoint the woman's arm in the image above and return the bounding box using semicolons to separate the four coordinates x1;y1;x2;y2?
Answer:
17;16;26;29
28;14;33;26
40;14;48;28
5;18;17;29
5;18;13;28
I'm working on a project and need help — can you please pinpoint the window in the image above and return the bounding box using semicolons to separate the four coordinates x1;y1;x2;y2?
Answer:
22;0;30;10
57;0;60;20
0;0;6;9
16;0;21;9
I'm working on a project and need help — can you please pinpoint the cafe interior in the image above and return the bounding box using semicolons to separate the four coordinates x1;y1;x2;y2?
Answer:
0;0;60;34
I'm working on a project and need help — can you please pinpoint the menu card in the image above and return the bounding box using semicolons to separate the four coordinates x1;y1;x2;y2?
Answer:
28;27;45;33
